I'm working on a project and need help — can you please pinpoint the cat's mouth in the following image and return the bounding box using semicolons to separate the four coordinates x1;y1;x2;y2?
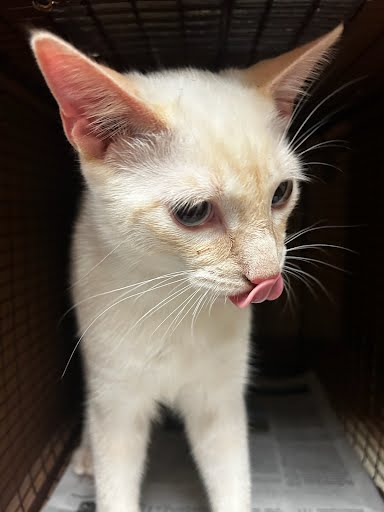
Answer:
229;274;284;308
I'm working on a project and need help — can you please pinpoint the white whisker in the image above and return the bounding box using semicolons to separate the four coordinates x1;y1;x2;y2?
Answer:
304;161;343;173
150;284;195;335
287;243;357;254
108;280;193;361
286;224;360;246
285;264;334;304
282;273;296;316
190;290;209;337
132;282;192;333
61;290;135;379
289;105;346;150
208;290;221;316
286;255;350;274
297;139;348;158
69;236;130;290
166;289;201;339
59;270;190;323
62;276;190;377
285;221;323;244
284;265;318;299
288;76;366;150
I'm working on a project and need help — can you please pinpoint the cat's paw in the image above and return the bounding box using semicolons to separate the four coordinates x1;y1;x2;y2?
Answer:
71;444;94;477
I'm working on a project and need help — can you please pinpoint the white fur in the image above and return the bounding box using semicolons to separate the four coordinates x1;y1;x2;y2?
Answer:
30;29;341;512
69;69;302;512
71;200;253;512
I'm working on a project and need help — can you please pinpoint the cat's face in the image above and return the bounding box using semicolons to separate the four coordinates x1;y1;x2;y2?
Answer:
31;27;342;306
97;73;302;304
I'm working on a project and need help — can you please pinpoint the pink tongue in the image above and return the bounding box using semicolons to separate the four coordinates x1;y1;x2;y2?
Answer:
230;274;284;308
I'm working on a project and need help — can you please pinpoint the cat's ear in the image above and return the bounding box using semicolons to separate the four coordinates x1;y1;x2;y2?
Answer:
30;31;165;159
239;24;343;122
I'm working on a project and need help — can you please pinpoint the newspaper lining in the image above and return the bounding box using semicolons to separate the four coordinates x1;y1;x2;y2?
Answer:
43;376;384;512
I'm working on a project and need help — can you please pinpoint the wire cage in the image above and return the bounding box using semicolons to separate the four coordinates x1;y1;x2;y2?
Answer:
0;1;383;511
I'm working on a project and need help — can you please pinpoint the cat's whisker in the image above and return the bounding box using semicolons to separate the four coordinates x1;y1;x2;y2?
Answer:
68;236;130;290
190;296;202;339
288;76;365;150
190;290;209;337
142;289;200;370
132;282;193;334
62;276;190;377
208;290;221;317
59;271;190;323
293;120;348;154
303;161;344;174
154;290;197;343
286;255;350;274
284;266;319;301
68;230;158;292
177;290;206;336
287;243;357;254
112;281;194;361
283;275;293;313
281;82;311;143
288;105;346;151
297;139;348;158
286;224;345;243
202;289;214;316
285;264;334;304
132;276;190;303
285;221;323;244
166;289;201;339
131;287;196;370
61;290;137;379
281;273;296;316
149;284;194;336
286;224;359;246
187;292;206;339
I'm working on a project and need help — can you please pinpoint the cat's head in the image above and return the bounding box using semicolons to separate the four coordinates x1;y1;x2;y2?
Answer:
30;27;342;307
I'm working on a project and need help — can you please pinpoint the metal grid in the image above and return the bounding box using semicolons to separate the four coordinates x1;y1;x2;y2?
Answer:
1;0;383;511
327;89;384;494
0;77;80;512
1;0;363;85
289;75;384;495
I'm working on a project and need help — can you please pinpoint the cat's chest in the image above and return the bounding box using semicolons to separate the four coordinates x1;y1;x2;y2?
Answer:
113;297;250;366
84;295;251;404
131;323;251;406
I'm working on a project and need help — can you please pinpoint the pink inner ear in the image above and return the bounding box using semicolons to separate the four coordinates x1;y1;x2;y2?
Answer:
62;113;107;159
270;74;304;121
33;35;164;159
33;38;118;157
274;97;294;119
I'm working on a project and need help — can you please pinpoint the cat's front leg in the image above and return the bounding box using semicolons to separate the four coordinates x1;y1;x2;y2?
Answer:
87;393;154;512
72;419;93;476
180;390;251;512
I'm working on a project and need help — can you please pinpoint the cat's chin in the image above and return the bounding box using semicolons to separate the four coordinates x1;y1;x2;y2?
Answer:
229;274;284;308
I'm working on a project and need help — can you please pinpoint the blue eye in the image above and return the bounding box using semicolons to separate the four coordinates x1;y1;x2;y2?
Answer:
172;201;212;227
272;180;293;208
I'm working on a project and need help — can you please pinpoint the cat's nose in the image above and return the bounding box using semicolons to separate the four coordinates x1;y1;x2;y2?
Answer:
229;274;284;308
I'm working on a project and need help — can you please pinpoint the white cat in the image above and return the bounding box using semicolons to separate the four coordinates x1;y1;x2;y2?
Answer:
31;25;342;512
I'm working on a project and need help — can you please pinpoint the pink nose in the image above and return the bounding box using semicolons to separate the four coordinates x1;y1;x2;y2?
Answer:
229;274;284;308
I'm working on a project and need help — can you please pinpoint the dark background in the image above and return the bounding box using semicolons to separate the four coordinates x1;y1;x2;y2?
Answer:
0;1;383;510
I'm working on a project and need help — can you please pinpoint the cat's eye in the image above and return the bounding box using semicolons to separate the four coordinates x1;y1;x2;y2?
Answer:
271;180;293;208
172;201;213;227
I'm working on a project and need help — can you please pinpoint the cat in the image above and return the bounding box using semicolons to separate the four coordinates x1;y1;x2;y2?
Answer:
31;25;342;512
